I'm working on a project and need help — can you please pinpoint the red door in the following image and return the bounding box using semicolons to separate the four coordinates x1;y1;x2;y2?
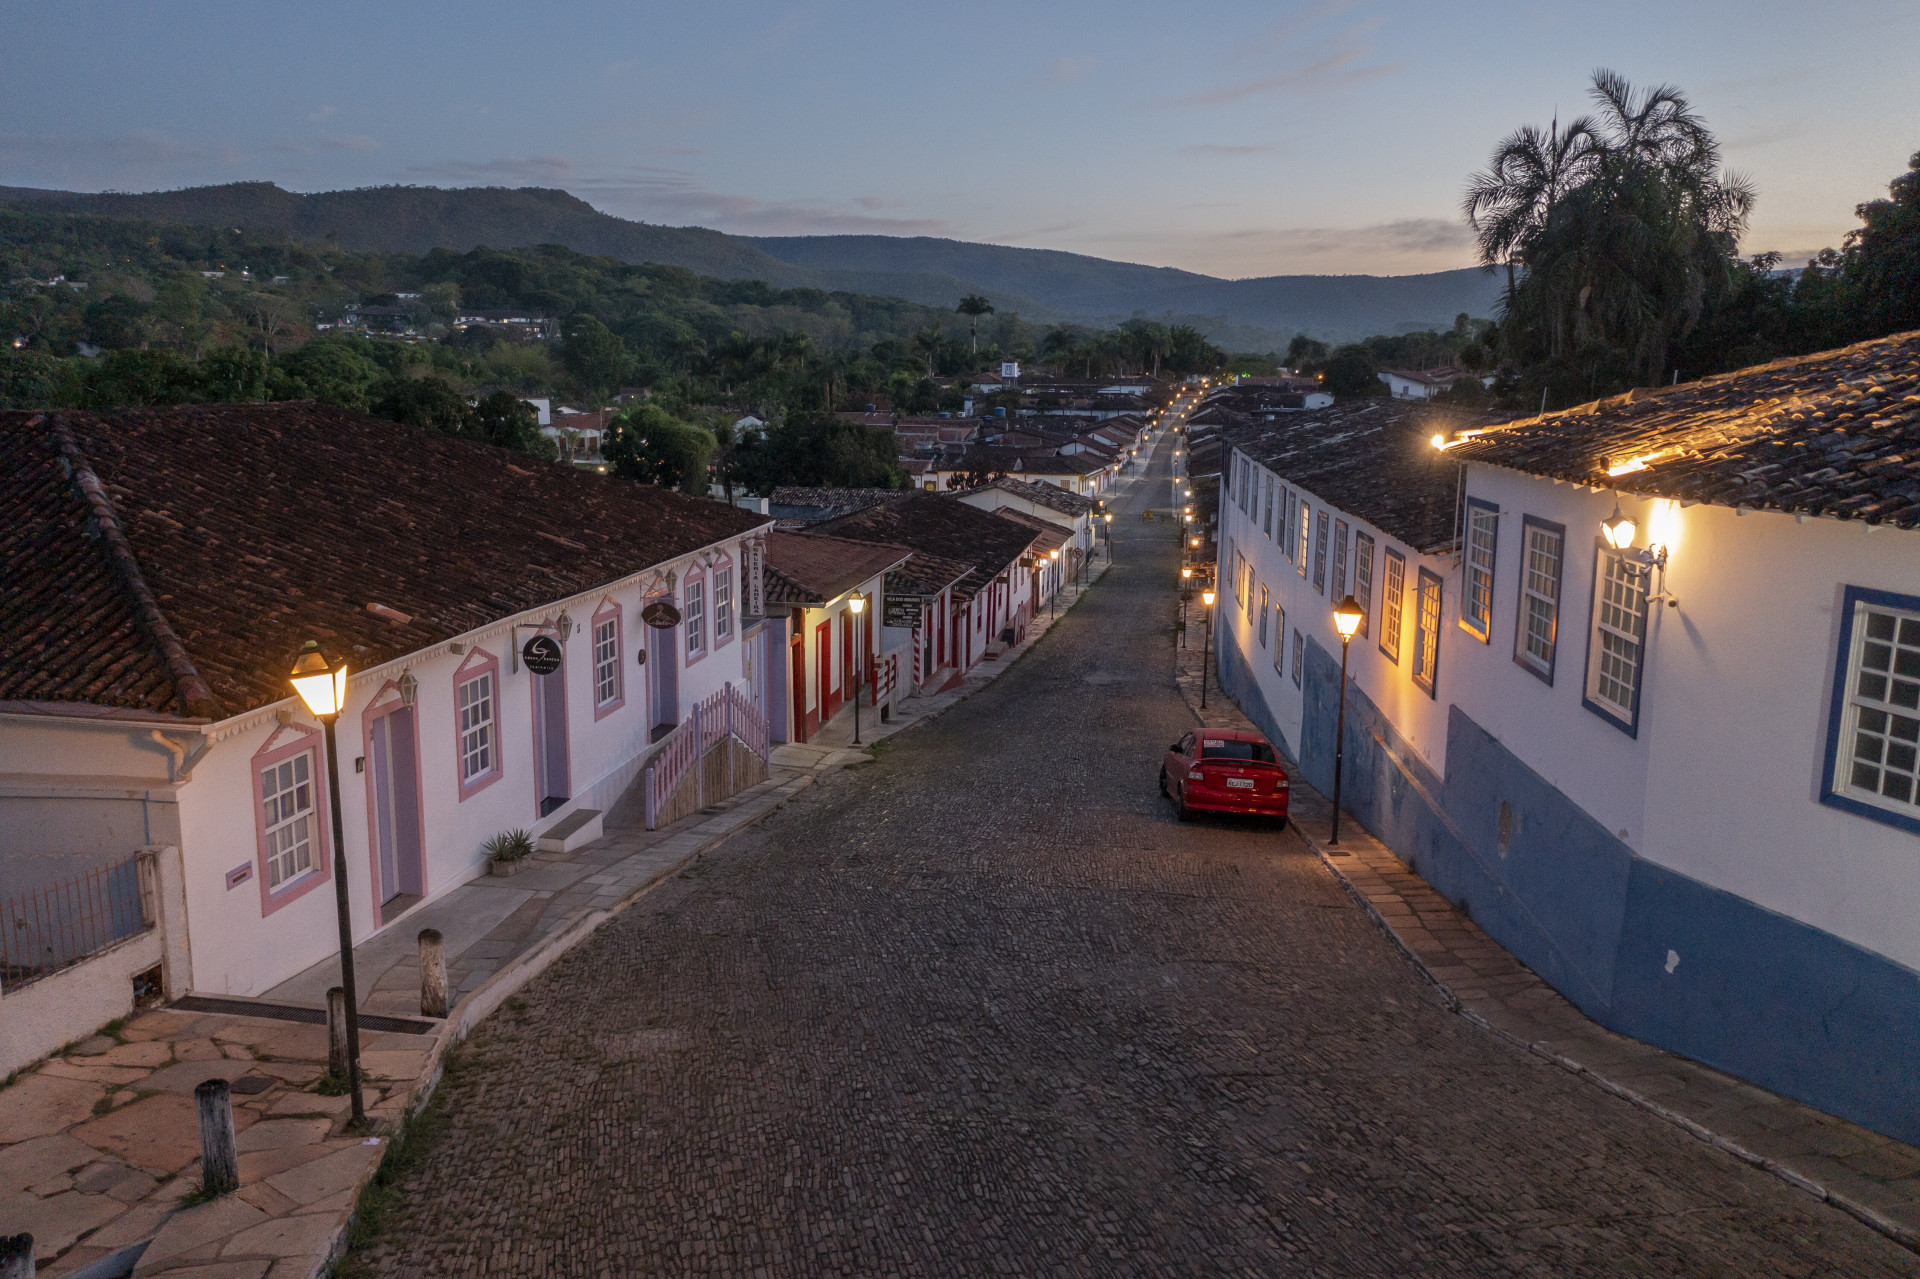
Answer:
815;621;833;723
789;630;806;743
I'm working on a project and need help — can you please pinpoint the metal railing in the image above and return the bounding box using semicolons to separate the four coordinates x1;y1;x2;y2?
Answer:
1;852;150;987
643;682;770;828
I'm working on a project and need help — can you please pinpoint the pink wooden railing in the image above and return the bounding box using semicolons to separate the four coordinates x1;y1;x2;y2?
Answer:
642;682;770;828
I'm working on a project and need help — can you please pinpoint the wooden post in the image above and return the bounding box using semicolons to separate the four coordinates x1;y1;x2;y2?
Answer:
419;929;448;1018
327;986;348;1077
194;1078;238;1196
0;1234;33;1279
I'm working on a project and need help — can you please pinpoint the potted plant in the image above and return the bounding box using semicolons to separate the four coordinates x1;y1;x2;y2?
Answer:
485;829;535;877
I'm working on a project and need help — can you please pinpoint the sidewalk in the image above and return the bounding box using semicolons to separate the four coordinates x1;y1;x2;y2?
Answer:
1169;599;1920;1252
1;496;1131;1277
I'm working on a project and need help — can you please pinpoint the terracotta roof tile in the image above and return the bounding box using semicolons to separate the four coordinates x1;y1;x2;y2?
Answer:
763;531;911;605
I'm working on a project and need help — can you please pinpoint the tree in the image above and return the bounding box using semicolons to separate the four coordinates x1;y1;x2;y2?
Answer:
270;339;387;411
1285;335;1329;369
604;402;715;493
469;390;557;459
1839;150;1920;341
956;295;994;355
731;410;902;492
1322;348;1380;397
372;375;471;435
560;313;626;395
912;322;945;376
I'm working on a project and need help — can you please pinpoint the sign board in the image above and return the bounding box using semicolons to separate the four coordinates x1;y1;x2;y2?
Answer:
521;634;563;676
225;862;253;891
641;599;682;629
883;595;922;629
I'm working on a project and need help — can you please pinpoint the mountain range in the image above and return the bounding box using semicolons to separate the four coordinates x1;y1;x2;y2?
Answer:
0;182;1503;347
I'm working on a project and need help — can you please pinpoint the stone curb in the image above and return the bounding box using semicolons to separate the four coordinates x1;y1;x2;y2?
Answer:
1290;815;1920;1258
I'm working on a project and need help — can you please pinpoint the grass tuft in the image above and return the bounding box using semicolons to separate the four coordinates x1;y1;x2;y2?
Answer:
332;1044;469;1279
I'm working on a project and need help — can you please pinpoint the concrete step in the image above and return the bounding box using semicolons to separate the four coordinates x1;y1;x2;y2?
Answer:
537;807;604;853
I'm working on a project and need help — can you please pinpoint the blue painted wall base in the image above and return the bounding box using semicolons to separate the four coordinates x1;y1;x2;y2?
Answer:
1215;632;1920;1144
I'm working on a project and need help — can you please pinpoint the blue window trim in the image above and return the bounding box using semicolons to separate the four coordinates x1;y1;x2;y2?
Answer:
1579;541;1644;739
1512;514;1566;687
1313;511;1328;593
1459;497;1499;643
1819;584;1920;835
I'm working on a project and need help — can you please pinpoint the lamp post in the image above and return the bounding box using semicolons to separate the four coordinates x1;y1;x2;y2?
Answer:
1200;589;1216;708
1047;547;1060;618
847;595;865;745
1329;595;1365;845
288;642;365;1128
1180;565;1193;647
1103;511;1113;560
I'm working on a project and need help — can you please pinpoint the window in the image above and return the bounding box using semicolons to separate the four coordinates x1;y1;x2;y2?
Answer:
1825;591;1920;830
1331;519;1349;600
1258;586;1270;646
260;751;317;890
1296;501;1310;577
1262;476;1274;538
715;571;734;644
1246;572;1257;622
1412;568;1442;696
685;577;707;656
593;615;621;708
1462;499;1499;641
1583;548;1647;732
1273;606;1286;674
1292;628;1304;687
1313;511;1329;592
1381;550;1406;662
1201;739;1277;763
1353;532;1375;638
458;671;496;783
1284;489;1298;561
1514;517;1565;682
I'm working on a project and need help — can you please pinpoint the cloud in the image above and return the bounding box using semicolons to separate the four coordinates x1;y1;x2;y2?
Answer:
1168;44;1399;107
1227;0;1366;65
307;105;336;122
1214;218;1473;256
1179;142;1289;158
1038;56;1091;88
401;155;578;184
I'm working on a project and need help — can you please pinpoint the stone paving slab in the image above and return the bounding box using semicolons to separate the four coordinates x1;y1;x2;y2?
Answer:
1171;582;1920;1255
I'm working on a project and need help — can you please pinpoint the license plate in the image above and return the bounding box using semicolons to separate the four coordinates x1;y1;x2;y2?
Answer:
1225;777;1255;789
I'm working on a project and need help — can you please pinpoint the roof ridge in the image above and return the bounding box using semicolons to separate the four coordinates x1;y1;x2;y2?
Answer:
45;413;220;718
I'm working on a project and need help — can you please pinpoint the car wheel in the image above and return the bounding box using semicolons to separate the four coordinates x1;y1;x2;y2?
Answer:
1271;816;1289;833
1175;788;1192;822
1158;767;1169;797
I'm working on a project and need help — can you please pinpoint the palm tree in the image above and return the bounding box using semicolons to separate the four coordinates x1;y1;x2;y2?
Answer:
913;322;944;377
956;295;994;355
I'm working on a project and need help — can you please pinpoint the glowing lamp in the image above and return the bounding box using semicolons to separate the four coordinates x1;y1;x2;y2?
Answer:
1601;504;1636;550
1104;512;1113;523
1202;589;1216;608
848;595;865;614
1332;595;1364;640
289;641;348;718
1048;547;1060;561
1430;433;1447;450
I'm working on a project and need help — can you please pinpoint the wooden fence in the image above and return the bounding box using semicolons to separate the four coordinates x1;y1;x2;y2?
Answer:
643;683;771;829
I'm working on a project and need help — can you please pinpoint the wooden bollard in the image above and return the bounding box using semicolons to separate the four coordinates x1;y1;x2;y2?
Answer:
327;986;348;1078
0;1233;34;1279
419;928;448;1018
194;1078;238;1196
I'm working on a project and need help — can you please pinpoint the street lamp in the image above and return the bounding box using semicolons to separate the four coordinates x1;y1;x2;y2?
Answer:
847;595;865;745
288;642;365;1128
1200;589;1216;708
1180;565;1193;647
1329;595;1365;845
1047;547;1060;618
1103;511;1113;560
1601;503;1636;551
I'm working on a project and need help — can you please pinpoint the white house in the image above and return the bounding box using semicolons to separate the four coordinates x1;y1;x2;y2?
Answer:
951;477;1099;578
0;403;772;1066
1211;333;1920;1144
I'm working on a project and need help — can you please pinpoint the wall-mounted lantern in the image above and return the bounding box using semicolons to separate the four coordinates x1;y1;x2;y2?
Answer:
397;669;418;708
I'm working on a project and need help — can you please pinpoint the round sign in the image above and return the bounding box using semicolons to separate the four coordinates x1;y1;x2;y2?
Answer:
635;648;647;666
521;634;563;676
641;599;682;629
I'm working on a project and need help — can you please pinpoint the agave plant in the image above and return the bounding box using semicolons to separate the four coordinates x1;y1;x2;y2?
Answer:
483;829;535;863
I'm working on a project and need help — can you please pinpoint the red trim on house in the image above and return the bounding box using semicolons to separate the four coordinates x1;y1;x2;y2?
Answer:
249;721;333;919
360;679;429;928
590;595;625;722
453;647;504;802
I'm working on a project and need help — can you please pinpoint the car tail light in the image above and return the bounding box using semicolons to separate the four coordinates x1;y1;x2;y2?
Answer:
1188;770;1204;781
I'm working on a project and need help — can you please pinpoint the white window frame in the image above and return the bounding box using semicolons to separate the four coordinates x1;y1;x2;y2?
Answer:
1412;567;1442;696
1352;531;1374;638
260;750;318;890
593;615;621;707
1296;501;1310;577
458;671;497;784
1823;591;1920;830
1461;498;1498;642
685;576;707;656
1262;476;1274;538
1291;627;1304;687
1380;549;1406;663
1331;518;1349;601
1273;605;1286;674
715;571;734;644
1582;546;1647;734
1513;517;1564;683
1258;586;1269;647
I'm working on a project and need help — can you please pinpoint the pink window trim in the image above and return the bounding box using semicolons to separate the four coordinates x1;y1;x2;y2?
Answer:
250;721;333;919
453;647;504;803
591;596;626;721
360;681;430;926
684;568;711;669
527;618;571;813
712;553;737;651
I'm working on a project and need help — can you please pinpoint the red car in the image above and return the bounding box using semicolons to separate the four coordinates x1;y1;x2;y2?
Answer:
1160;728;1290;825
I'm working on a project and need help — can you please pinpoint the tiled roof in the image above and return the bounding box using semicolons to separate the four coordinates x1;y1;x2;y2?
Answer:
762;531;911;605
1222;399;1510;555
993;508;1069;550
885;551;973;598
0;404;768;719
1014;453;1105;477
764;487;905;524
967;477;1094;517
811;492;1040;604
1446;331;1920;529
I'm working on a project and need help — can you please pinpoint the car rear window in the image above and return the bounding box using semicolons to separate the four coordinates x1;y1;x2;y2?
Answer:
1200;739;1277;763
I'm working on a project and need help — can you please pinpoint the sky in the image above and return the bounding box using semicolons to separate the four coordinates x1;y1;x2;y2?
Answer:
2;0;1915;279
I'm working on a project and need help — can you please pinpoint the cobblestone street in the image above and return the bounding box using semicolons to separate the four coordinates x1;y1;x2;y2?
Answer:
357;447;1918;1277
